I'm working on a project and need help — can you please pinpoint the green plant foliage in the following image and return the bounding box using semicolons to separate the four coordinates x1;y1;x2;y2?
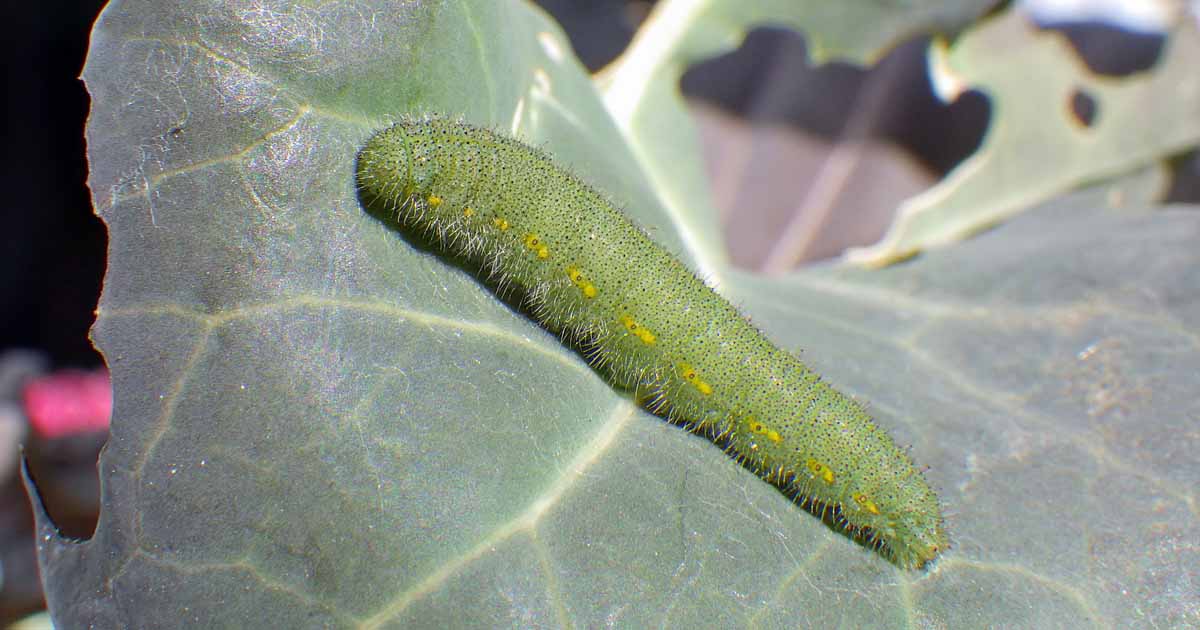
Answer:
848;10;1200;266
32;1;1200;628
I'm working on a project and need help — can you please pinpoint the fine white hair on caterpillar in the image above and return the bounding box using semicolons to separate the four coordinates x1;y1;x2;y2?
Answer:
355;115;948;570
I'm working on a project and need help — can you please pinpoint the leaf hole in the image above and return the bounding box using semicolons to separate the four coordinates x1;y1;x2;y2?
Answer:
1068;88;1098;128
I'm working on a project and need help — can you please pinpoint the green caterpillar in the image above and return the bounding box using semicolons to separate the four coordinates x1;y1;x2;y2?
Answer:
355;115;947;569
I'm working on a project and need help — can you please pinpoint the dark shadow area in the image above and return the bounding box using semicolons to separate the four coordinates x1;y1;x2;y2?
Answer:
1166;150;1200;204
2;2;108;370
532;0;652;71
3;1;109;624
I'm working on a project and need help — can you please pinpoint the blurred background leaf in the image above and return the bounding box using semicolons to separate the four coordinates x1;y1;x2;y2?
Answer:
847;9;1200;266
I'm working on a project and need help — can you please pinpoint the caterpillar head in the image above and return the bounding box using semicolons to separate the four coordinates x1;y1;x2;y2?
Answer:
356;123;415;204
847;467;947;570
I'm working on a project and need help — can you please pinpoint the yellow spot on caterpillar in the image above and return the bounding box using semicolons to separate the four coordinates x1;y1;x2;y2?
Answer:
492;217;510;231
566;266;597;298
746;418;784;444
462;207;475;217
807;459;835;484
427;195;443;207
854;493;881;515
678;363;713;396
524;234;550;259
620;315;656;345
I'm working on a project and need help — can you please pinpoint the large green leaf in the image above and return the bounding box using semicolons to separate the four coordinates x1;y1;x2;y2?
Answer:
33;0;1199;628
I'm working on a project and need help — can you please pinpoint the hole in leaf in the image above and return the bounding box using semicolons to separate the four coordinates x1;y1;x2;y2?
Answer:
678;26;990;268
1033;21;1165;78
1068;88;1099;128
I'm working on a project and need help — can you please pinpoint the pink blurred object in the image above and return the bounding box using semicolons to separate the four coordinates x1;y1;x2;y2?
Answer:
22;369;112;438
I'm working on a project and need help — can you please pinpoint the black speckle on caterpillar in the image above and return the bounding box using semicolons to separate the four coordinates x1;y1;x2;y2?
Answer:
355;115;948;570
